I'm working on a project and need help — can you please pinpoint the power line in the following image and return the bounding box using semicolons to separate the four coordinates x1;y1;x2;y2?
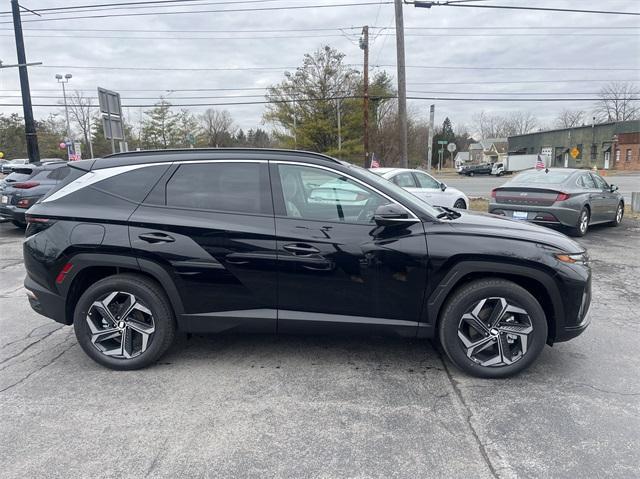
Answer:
0;2;394;24
32;63;640;72
1;96;634;109
412;1;640;16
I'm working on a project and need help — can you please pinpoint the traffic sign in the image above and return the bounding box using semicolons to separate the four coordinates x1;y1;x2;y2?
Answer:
437;140;448;145
447;143;457;153
570;146;580;159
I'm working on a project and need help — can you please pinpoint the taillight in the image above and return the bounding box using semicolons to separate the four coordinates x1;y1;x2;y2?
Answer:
490;189;497;198
556;192;571;201
26;215;49;223
13;181;40;189
55;262;73;285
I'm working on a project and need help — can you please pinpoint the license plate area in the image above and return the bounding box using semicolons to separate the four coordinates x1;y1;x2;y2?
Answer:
512;211;528;220
1;195;8;204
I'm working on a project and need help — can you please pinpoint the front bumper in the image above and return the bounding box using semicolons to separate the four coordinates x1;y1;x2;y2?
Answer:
489;203;581;228
24;275;69;325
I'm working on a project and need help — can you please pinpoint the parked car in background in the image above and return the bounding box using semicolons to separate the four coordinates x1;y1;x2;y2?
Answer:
461;163;493;176
0;158;29;175
23;149;591;378
0;161;68;227
371;168;469;209
491;154;550;176
489;168;624;237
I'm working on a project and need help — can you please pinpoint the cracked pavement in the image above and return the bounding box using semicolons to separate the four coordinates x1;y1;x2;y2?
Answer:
1;219;639;478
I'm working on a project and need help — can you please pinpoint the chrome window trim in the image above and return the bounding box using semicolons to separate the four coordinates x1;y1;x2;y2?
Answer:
273;160;420;221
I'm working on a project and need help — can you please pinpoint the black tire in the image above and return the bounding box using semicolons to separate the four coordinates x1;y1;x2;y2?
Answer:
568;207;589;237
497;172;504;177
73;274;176;370
468;171;475;177
453;198;467;209
438;279;548;379
608;202;624;227
11;220;26;229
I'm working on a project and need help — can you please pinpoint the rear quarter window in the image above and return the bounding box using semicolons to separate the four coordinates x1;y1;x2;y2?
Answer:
90;165;171;203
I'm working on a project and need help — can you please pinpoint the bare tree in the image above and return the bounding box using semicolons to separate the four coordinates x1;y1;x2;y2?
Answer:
66;90;95;158
472;110;538;138
594;82;640;122
200;109;236;147
555;109;586;129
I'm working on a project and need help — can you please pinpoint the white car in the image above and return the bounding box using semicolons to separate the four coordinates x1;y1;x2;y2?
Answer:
371;168;469;209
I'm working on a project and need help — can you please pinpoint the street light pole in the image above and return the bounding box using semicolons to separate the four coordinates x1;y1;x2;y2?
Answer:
56;73;73;159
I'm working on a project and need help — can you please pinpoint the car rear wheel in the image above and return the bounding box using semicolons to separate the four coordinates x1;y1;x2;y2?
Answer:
608;202;624;227
569;207;589;237
453;198;467;209
438;279;547;378
468;171;475;177
73;274;176;370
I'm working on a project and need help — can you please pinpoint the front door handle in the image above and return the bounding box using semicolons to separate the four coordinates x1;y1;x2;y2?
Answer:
138;232;175;244
283;243;320;256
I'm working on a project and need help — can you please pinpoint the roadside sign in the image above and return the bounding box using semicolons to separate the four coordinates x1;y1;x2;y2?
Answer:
447;143;457;153
437;140;448;145
98;87;125;143
570;146;580;159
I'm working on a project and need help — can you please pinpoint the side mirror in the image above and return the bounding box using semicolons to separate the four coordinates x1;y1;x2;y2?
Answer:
374;204;417;226
440;182;447;192
610;184;619;192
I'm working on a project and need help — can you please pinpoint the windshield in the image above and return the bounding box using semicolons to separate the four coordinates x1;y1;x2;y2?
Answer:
347;165;441;217
510;169;573;185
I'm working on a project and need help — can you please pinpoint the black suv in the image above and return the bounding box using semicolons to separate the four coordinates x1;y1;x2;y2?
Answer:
23;149;591;378
462;163;493;176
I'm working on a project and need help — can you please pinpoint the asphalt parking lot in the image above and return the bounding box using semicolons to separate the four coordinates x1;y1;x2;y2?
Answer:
1;219;639;479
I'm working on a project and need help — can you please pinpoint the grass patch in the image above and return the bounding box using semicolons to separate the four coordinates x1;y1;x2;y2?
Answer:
469;198;489;212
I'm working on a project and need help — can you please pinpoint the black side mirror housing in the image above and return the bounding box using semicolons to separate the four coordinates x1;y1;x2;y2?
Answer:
610;184;619;192
440;182;447;192
374;204;417;226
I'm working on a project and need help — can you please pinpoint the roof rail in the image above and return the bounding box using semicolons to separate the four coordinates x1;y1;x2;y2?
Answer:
103;148;343;164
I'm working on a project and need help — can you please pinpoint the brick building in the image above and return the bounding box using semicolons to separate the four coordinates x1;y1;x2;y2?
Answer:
508;120;640;171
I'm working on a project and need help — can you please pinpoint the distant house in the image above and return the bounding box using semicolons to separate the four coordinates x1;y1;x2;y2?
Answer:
508;120;640;170
468;138;508;164
453;151;470;169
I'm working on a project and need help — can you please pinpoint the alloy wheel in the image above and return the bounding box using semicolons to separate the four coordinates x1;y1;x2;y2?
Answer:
86;291;155;359
457;297;533;367
616;204;623;223
580;211;589;234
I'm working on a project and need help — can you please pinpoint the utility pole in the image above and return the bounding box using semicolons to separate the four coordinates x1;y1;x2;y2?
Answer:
336;98;342;152
360;25;370;168
394;0;408;167
427;104;435;172
11;0;40;163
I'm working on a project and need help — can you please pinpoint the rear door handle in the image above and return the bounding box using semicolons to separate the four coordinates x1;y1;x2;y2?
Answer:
138;232;175;244
283;243;320;256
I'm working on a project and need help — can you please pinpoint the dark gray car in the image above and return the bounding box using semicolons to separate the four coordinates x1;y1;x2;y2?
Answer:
0;161;68;227
488;168;624;237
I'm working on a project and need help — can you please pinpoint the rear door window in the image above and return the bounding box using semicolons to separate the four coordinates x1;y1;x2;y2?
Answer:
165;162;272;215
391;172;417;188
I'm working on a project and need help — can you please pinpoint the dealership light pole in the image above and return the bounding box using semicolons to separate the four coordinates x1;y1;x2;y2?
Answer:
56;73;72;141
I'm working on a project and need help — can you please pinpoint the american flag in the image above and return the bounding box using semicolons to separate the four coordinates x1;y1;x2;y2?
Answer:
370;154;380;168
535;155;545;170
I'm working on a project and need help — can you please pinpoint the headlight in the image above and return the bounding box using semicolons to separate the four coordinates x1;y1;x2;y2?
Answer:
555;252;590;266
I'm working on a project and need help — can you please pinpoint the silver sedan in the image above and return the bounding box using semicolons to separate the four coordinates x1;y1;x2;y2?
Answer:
488;168;625;237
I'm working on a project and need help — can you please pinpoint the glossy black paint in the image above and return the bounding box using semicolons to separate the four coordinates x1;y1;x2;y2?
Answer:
23;149;591;345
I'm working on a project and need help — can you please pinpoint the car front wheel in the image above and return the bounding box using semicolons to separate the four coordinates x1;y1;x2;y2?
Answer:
73;274;176;370
438;279;547;378
453;198;467;209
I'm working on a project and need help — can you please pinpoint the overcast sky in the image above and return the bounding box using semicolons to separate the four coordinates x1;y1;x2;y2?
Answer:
1;0;639;135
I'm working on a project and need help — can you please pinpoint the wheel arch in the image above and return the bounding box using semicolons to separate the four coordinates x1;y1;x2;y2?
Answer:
423;261;562;344
61;253;184;325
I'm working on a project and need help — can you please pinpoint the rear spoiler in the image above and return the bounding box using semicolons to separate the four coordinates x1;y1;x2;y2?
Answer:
68;159;96;172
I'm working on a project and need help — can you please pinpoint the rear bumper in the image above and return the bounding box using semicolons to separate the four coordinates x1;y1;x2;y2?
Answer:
0;205;26;224
488;203;581;228
24;275;69;325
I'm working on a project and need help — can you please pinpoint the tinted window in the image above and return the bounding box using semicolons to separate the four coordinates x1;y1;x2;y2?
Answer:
414;172;441;189
591;174;608;189
93;165;170;203
278;164;391;224
40;166;87;201
578;174;597;189
166;162;270;215
391;172;417;187
4;170;35;183
511;169;573;185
